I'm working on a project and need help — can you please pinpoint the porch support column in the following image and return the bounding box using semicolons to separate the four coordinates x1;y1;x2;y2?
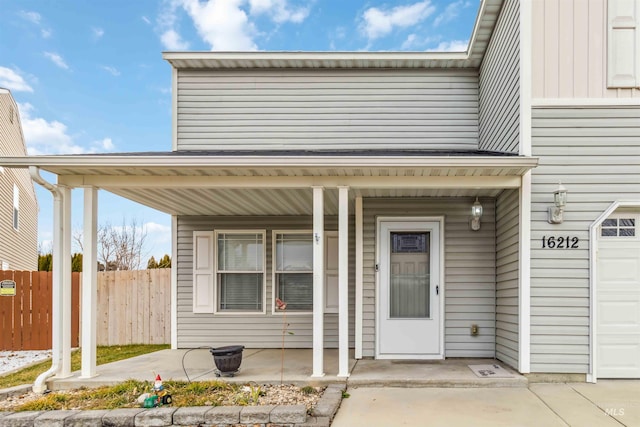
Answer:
518;171;532;373
80;187;98;378
355;196;363;359
337;186;350;377
60;185;73;378
311;186;325;378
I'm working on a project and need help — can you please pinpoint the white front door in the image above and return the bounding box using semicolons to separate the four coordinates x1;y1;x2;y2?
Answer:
597;216;640;378
377;219;442;359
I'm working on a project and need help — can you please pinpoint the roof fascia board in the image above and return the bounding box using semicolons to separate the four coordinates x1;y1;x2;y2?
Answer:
0;155;539;169
162;51;469;65
59;174;523;189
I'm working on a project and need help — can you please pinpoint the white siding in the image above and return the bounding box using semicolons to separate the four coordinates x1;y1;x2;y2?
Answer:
176;215;355;349
479;0;520;153
531;106;640;373
0;93;38;271
362;198;497;358
495;189;520;368
176;69;479;151
532;0;640;99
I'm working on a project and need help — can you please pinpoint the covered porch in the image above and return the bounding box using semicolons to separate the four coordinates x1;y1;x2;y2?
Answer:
0;150;537;389
48;348;527;391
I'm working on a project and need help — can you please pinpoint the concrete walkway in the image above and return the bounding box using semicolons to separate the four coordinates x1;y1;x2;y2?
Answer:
332;381;640;427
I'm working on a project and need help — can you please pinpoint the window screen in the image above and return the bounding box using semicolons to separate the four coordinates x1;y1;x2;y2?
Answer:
275;233;313;311
217;233;264;311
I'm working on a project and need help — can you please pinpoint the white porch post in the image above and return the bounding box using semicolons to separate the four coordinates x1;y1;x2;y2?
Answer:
338;186;350;377
60;185;73;378
80;187;98;378
312;186;325;377
355;196;363;359
519;171;532;373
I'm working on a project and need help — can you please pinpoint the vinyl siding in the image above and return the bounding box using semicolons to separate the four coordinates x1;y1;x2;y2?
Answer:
176;69;479;151
495;189;519;369
176;215;355;349
532;0;640;99
0;93;38;271
362;198;496;358
530;106;640;373
479;0;520;153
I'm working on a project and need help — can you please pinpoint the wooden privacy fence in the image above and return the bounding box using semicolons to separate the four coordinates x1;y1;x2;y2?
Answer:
0;269;171;350
0;271;80;351
96;269;171;346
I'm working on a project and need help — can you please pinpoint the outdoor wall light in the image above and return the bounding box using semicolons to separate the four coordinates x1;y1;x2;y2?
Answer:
470;197;483;231
548;183;568;224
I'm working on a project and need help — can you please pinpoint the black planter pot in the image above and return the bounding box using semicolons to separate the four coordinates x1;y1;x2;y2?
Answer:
210;345;244;377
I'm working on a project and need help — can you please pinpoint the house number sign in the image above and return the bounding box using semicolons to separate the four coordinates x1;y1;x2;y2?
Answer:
541;236;579;249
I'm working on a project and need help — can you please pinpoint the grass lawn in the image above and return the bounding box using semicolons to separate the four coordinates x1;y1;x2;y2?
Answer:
0;344;169;389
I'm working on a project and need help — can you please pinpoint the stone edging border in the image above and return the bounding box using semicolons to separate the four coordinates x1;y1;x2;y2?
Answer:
0;383;345;427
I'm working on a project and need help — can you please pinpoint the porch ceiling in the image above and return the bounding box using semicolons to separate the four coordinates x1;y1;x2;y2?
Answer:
0;152;537;216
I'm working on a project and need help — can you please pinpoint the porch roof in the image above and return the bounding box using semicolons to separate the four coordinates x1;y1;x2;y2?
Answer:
1;150;537;215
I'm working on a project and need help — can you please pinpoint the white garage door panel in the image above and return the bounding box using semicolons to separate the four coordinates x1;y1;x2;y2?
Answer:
597;238;640;378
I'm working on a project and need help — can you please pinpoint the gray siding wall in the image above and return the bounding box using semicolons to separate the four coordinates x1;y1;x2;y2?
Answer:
495;189;519;369
176;69;479;151
0;93;38;271
478;0;520;153
531;106;640;373
362;198;496;358
176;215;355;349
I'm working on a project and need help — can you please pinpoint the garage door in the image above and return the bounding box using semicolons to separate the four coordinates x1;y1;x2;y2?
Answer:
597;215;640;378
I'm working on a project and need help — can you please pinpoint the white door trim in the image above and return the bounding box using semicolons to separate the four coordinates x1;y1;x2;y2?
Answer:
375;216;445;359
589;200;640;383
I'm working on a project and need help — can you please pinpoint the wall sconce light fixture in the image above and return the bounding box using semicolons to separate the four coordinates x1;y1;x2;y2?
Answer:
470;197;483;231
547;183;567;224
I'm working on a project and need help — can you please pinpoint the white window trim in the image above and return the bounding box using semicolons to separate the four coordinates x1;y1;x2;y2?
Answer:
599;213;640;240
214;229;267;315
271;230;314;316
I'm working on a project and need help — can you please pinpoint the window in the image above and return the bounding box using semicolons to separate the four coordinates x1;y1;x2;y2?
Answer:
13;184;19;230
216;232;264;312
608;0;640;87
601;217;636;237
274;232;313;312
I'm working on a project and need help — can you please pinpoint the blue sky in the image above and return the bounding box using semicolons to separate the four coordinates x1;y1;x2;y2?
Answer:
0;0;479;260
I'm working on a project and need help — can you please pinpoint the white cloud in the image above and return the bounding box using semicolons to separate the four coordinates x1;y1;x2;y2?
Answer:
431;39;468;52
434;0;471;27
97;137;115;150
18;102;80;155
93;27;105;38
179;0;257;51
142;16;151;25
360;1;436;40
44;52;69;70
19;10;52;38
0;67;34;92
18;103;117;155
249;0;309;24
401;33;439;50
160;29;190;50
101;65;121;76
18;10;42;24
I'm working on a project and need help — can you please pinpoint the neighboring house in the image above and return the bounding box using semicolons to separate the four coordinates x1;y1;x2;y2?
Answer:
0;89;37;271
1;0;639;383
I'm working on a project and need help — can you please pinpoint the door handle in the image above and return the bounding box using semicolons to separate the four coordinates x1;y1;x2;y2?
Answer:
436;285;439;295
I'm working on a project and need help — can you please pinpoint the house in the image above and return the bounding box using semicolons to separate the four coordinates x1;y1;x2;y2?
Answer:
0;88;38;271
1;0;639;387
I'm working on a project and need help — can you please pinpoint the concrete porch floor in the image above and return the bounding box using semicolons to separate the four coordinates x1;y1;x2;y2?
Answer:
48;349;526;391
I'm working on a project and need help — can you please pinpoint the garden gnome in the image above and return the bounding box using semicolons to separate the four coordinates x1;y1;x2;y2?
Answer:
154;374;164;391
